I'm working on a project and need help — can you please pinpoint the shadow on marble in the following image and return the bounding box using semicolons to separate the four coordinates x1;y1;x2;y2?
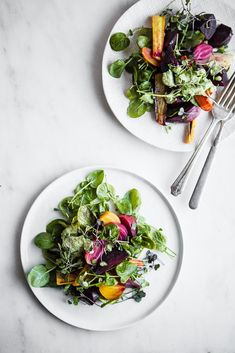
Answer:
91;0;138;121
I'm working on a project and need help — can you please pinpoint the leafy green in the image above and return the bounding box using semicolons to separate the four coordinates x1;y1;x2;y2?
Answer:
115;198;132;215
137;35;151;48
181;31;204;48
96;183;115;201
46;219;67;236
108;60;126;78
115;188;141;214
125;189;141;211
86;170;104;188
27;265;51;287
116;260;137;283
58;196;74;219
34;232;55;250
109;32;130;51
103;223;119;241
27;169;172;307
162;70;176;88
62;234;89;254
127;98;148;118
126;86;139;100
77;206;92;226
105;273;118;286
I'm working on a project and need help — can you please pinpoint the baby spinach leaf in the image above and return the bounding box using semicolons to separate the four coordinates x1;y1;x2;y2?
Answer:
96;183;115;201
34;232;55;250
126;86;139;100
116;260;137;283
127;98;148;118
115;198;132;215
27;265;50;287
86;170;104;188
108;60;126;78
109;32;130;51
58;197;73;219
46;219;67;237
125;188;141;211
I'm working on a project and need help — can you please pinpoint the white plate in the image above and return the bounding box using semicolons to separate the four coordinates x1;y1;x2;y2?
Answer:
102;0;235;152
21;166;183;330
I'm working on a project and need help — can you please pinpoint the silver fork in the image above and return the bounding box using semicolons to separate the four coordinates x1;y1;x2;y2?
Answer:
170;71;235;197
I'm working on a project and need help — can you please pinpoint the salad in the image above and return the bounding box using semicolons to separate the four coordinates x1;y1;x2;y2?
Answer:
108;0;233;143
27;170;174;307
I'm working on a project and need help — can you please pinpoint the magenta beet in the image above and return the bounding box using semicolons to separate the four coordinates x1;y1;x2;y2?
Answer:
193;43;213;62
116;223;128;240
119;214;137;236
85;240;105;265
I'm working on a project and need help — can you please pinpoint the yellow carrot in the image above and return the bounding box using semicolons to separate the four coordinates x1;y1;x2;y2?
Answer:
152;15;166;60
185;120;197;144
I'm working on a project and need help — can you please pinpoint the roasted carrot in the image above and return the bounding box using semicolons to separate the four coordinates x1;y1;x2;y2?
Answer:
155;73;167;124
141;47;159;67
129;258;144;267
195;95;213;111
56;272;79;286
185;120;197;144
152;15;166;60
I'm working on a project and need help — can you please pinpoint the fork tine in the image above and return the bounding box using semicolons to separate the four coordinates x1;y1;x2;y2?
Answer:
218;71;235;105
221;79;235;109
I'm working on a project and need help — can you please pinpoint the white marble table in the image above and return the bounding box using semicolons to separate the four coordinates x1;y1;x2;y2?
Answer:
1;0;235;352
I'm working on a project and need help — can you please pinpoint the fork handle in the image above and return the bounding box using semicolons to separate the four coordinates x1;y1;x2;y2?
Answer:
189;121;224;209
171;119;218;196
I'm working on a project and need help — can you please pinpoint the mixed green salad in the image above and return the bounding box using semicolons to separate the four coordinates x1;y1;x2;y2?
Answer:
27;170;174;307
108;0;233;143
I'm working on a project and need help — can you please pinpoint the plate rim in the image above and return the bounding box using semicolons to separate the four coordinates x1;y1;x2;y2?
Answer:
20;164;184;331
101;0;192;153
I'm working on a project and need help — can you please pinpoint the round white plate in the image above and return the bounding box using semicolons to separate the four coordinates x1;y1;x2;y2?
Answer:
102;0;235;152
21;166;183;330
